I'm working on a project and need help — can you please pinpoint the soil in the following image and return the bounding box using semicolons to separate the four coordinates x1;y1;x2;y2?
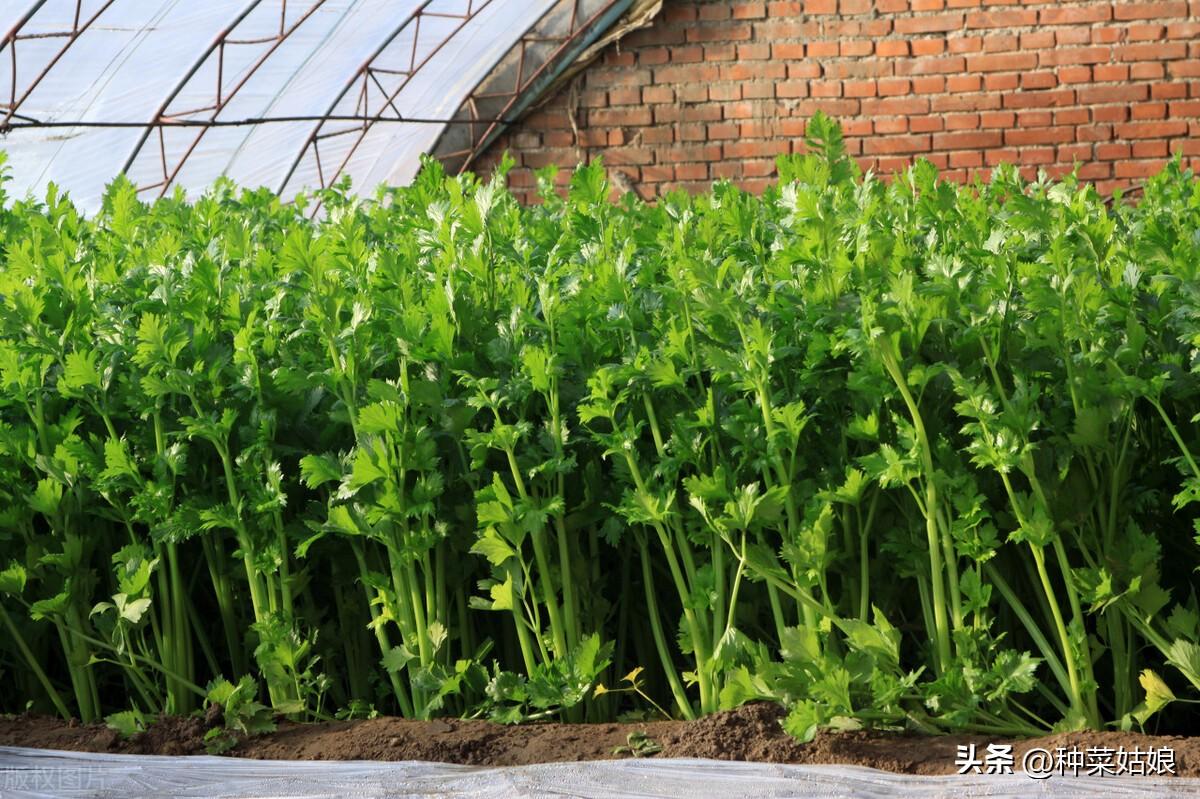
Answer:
0;703;1196;777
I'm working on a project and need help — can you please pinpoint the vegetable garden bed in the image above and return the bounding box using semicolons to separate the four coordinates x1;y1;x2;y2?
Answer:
0;115;1198;766
1;703;1199;777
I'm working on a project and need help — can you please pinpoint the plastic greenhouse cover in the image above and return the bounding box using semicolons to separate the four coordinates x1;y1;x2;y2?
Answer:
2;748;1199;799
1;0;555;212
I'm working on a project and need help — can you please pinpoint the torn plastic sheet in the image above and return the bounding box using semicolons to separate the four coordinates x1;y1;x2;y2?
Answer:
2;748;1198;799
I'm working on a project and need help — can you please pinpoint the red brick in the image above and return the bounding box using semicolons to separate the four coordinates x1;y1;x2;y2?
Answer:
1168;61;1200;77
875;117;909;133
948;35;983;53
861;96;931;114
1128;24;1167;40
1131;62;1166;80
1132;140;1170;158
1115;160;1169;178
966;9;1037;27
1022;71;1058;90
589;107;652;126
984;73;1019;90
1057;66;1093;83
1017;110;1053;127
1077;162;1112;179
639;126;675;144
608;87;642;105
732;1;768;18
1055;108;1090;125
945;112;980;129
1078;84;1151;103
1093;105;1129;122
776;80;810;98
895;56;967;75
1119;42;1189;62
985;147;1019;165
877;39;910;56
737;43;771;61
933;92;1003;111
878;77;912;95
670;45;704;64
934;130;1002;149
1132;103;1168;119
981;111;1015;127
1004;126;1075;145
1019;31;1054;50
1040;5;1112;23
911;0;946;8
1002;89;1076;108
654;64;719;83
843;80;877;97
724;139;791;158
805;0;838;11
1054;29;1092;48
967;52;1037;72
841;0;872;11
587;69;652;87
1058;143;1093;162
1094;64;1131;81
1040;47;1112;66
1169;100;1200;116
705;44;738;61
686;23;754;43
949;150;984;167
709;84;741;101
912;38;947;55
910;115;945;132
639;48;669;66
1115;120;1188;137
947;74;983;92
1018;147;1055;165
841;40;874;56
1113;1;1187;20
1077;123;1114;140
862;134;933;153
899;77;936;97
773;42;806;59
984;34;1020;53
895;13;964;33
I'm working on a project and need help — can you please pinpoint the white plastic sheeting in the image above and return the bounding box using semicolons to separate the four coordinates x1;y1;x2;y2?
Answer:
0;0;555;211
2;748;1198;799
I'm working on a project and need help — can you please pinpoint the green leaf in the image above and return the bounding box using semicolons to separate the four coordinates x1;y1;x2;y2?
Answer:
299;454;342;489
0;562;26;595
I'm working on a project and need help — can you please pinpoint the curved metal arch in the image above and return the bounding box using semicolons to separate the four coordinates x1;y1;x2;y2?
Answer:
276;0;498;197
1;0;118;129
432;0;628;176
121;0;329;197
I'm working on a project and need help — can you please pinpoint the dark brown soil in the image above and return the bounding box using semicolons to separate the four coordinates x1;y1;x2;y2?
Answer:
1;703;1196;777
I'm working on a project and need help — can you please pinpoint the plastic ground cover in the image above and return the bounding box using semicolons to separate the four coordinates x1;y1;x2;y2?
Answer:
2;747;1198;798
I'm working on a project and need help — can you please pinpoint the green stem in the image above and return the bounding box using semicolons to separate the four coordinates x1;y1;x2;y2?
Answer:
0;603;71;718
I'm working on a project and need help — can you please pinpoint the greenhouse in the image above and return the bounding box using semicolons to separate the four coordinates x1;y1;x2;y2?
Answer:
2;1;1200;797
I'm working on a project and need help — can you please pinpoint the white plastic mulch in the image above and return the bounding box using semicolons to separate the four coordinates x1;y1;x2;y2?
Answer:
1;747;1197;798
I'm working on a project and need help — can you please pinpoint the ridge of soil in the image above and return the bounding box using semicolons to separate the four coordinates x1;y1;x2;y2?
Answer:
0;703;1195;777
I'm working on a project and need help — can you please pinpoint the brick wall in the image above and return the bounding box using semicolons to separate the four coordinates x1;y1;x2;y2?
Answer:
472;0;1200;201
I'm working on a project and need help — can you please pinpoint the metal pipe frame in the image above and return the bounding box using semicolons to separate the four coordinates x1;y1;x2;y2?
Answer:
121;0;329;198
431;0;626;176
276;0;498;197
1;0;117;130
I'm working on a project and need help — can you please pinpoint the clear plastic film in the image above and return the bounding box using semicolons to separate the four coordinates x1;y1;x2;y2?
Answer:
2;748;1197;799
0;0;556;211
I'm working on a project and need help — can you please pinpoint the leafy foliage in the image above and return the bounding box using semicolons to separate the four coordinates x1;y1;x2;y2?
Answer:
0;121;1199;739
